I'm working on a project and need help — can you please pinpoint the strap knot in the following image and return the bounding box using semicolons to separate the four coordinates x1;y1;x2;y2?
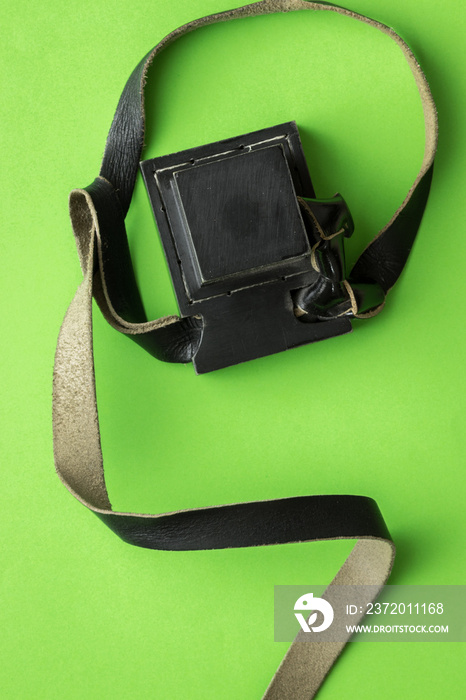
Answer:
293;195;386;320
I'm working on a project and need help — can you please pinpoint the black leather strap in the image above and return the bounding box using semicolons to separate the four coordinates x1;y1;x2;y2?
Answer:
77;177;202;361
97;494;391;551
54;1;437;698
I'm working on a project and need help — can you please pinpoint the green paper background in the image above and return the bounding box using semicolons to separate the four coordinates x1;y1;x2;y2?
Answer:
1;0;465;697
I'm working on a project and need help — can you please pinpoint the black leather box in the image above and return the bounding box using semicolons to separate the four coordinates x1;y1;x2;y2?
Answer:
141;122;351;373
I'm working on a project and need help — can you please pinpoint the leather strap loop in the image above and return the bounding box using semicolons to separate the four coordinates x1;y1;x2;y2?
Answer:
68;0;437;361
